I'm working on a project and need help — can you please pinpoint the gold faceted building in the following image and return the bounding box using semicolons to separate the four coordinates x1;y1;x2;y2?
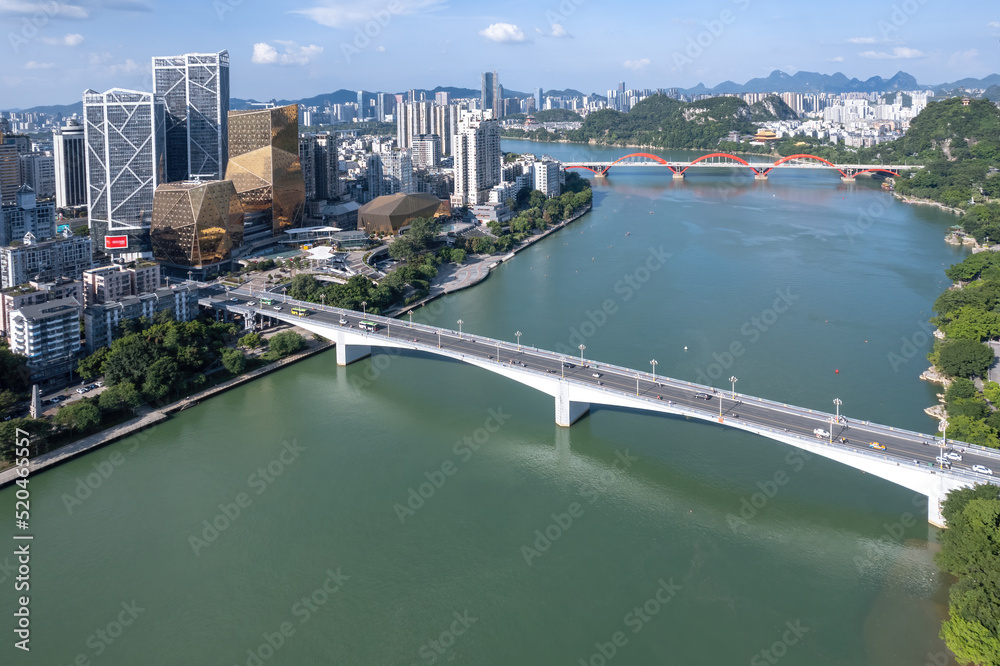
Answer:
151;180;244;268
225;104;305;237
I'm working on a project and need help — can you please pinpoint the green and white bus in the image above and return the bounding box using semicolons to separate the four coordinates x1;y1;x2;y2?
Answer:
359;320;379;332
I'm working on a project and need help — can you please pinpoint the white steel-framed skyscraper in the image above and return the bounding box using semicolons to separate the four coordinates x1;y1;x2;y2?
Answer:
83;88;166;259
153;50;230;182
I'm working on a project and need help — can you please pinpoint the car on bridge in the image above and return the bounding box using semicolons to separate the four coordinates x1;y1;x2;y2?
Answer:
592;372;602;378
868;442;886;451
813;428;830;438
694;392;711;400
973;464;994;475
946;451;963;461
935;455;951;465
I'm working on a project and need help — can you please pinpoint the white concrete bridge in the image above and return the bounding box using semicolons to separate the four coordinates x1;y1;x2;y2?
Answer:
202;287;1000;527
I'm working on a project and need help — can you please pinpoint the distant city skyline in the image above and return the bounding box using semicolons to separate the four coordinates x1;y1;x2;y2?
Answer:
1;0;997;107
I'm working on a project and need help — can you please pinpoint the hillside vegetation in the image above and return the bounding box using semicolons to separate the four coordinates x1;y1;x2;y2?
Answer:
503;94;796;149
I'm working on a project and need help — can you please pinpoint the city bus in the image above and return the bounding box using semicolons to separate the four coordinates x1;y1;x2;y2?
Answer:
359;320;379;332
291;307;308;317
260;297;274;306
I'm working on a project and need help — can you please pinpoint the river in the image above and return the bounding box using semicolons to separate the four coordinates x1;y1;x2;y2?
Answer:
0;139;966;665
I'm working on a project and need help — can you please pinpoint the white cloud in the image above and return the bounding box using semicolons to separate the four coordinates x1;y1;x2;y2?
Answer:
0;0;87;18
479;22;527;44
859;46;925;59
549;23;568;37
42;33;84;46
376;45;385;52
294;0;445;28
989;21;1000;29
623;58;650;71
24;61;54;69
252;41;323;66
828;55;845;62
848;37;876;44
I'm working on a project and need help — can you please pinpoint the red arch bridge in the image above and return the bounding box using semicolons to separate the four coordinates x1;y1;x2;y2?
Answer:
564;152;922;181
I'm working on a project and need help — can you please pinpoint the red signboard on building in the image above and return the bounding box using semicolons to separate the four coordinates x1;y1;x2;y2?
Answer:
105;235;128;249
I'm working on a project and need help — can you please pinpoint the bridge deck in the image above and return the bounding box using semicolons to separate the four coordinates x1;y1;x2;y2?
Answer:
203;286;1000;493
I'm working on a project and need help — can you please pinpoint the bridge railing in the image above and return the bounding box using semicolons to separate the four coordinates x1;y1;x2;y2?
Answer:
218;288;1000;464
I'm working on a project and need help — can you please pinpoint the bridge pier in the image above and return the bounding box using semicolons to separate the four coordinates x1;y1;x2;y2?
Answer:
672;172;685;180
928;491;946;528
555;385;590;427
335;332;371;366
841;176;856;183
754;173;768;181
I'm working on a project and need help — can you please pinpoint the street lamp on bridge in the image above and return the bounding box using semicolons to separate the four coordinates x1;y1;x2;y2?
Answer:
457;319;463;338
940;420;948;469
650;359;657;382
832;398;842;444
729;376;738;399
516;331;522;351
361;300;367;316
282;287;287;303
408;312;413;327
320;293;326;309
578;344;586;364
636;373;640;396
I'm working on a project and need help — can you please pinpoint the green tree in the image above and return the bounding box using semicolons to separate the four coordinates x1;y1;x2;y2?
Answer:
239;332;263;350
54;400;102;432
269;331;304;357
986;381;1000;405
77;347;109;379
103;336;157;387
0;418;50;461
0;389;18;416
0;342;28;392
142;357;182;402
222;348;247;374
938;338;995;378
98;382;142;414
451;249;466;264
935;486;1000;666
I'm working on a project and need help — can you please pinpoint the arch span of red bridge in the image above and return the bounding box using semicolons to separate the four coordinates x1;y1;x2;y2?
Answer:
564;152;904;178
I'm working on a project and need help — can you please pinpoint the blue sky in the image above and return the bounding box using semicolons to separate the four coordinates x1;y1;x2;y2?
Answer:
2;0;998;107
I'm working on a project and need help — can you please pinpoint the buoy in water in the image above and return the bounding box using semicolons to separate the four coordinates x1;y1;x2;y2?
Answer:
684;346;688;351
835;369;839;374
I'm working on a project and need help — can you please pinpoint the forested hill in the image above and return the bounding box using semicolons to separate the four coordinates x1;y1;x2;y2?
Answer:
887;98;1000;209
555;94;796;149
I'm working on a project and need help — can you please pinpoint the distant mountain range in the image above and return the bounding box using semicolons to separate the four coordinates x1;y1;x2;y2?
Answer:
680;70;1000;96
8;71;1000;116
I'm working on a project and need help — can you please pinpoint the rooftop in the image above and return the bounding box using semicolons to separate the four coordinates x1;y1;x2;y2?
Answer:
14;296;80;320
